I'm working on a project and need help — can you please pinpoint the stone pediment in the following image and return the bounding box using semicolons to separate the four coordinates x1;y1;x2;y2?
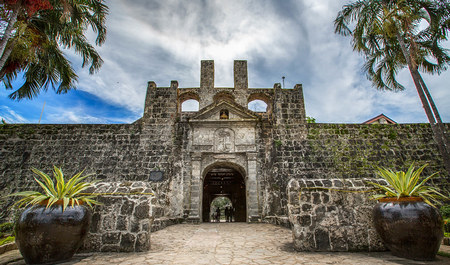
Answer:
190;100;259;122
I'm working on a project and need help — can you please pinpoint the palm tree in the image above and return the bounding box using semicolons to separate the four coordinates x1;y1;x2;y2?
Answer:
335;0;450;172
0;0;108;99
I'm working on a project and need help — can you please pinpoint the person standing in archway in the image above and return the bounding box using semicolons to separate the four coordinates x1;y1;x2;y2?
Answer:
228;207;234;222
224;206;230;222
216;207;221;222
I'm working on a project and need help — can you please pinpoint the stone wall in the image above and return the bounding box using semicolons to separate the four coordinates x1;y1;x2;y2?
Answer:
0;123;179;222
287;178;386;252
264;123;449;217
82;182;155;252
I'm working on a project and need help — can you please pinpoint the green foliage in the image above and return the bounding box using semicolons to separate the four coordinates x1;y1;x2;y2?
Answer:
335;0;450;92
367;163;447;207
10;166;101;211
306;116;316;123
437;251;450;258
0;222;13;233
0;222;14;246
211;197;231;210
444;219;450;233
440;205;450;219
211;197;231;219
0;236;14;246
1;0;109;100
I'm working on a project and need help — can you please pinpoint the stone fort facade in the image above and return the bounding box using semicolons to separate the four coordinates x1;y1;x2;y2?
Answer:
0;60;448;252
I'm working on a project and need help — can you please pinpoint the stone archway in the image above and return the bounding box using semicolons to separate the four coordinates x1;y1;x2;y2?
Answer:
202;166;246;222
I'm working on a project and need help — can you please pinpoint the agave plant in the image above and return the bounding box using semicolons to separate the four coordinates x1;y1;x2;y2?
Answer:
367;163;447;207
11;166;100;211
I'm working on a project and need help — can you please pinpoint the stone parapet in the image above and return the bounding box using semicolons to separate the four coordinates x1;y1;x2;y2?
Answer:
81;182;155;252
287;178;386;252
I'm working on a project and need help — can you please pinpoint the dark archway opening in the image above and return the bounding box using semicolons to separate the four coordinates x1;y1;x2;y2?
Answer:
202;167;246;222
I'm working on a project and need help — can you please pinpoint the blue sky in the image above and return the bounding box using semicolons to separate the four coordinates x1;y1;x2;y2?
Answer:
1;0;449;124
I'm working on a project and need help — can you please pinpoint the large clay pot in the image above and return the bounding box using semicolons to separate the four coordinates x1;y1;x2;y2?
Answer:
15;204;91;264
373;197;443;261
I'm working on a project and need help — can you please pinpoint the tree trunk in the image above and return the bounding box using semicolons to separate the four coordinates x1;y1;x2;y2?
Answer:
396;32;450;173
396;32;436;124
0;2;21;69
416;71;449;157
417;74;443;124
0;42;14;78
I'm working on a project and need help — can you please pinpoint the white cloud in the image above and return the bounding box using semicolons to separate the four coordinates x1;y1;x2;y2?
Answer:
44;106;136;124
0;106;29;123
52;0;450;123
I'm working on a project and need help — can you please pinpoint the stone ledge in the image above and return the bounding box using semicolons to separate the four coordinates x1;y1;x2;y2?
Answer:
0;242;17;255
263;216;291;229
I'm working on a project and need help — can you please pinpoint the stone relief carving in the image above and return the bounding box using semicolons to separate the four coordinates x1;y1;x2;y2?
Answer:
215;128;235;152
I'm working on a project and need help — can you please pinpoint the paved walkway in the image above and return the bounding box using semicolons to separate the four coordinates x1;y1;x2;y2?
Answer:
3;223;450;265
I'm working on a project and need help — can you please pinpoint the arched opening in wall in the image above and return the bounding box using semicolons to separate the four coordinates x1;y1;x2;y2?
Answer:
178;92;200;113
210;196;232;222
248;100;268;112
202;166;246;222
247;93;272;113
181;99;199;112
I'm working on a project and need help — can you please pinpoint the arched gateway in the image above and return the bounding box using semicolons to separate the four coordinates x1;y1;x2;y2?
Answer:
202;164;247;222
170;60;305;224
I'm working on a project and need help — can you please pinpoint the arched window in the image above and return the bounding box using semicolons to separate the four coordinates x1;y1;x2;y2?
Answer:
248;100;268;112
181;99;199;112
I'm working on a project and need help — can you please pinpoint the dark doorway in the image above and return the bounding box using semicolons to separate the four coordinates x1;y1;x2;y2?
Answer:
202;166;246;222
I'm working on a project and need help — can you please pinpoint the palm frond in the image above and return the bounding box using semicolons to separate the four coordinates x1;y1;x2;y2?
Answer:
10;166;99;211
367;163;446;207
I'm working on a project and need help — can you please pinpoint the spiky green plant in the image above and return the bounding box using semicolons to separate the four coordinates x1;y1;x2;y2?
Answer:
367;163;448;207
10;166;100;211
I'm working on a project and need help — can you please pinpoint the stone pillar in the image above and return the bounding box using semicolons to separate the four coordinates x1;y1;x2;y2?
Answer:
247;152;260;222
187;152;202;223
234;60;248;89
143;81;157;118
200;60;214;88
199;60;214;109
234;60;248;107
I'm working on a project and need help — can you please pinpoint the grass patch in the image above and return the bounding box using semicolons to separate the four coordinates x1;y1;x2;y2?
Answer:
437;251;450;258
0;222;15;246
0;236;14;246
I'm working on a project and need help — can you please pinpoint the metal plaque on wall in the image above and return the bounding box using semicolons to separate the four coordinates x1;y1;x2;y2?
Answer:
149;171;164;182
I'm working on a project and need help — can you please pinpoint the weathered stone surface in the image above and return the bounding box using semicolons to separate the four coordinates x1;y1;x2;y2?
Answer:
120;233;136;252
102;232;120;245
80;182;154;252
287;178;387;252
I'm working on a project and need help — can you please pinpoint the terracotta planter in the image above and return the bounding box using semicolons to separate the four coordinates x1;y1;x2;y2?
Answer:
373;197;443;261
15;204;91;264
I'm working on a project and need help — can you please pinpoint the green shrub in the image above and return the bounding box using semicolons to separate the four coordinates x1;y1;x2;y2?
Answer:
0;222;13;233
367;163;446;207
444;219;450;233
0;236;14;246
10;166;100;211
440;205;450;219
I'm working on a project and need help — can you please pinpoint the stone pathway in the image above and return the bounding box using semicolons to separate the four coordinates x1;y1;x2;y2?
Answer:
3;223;450;265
